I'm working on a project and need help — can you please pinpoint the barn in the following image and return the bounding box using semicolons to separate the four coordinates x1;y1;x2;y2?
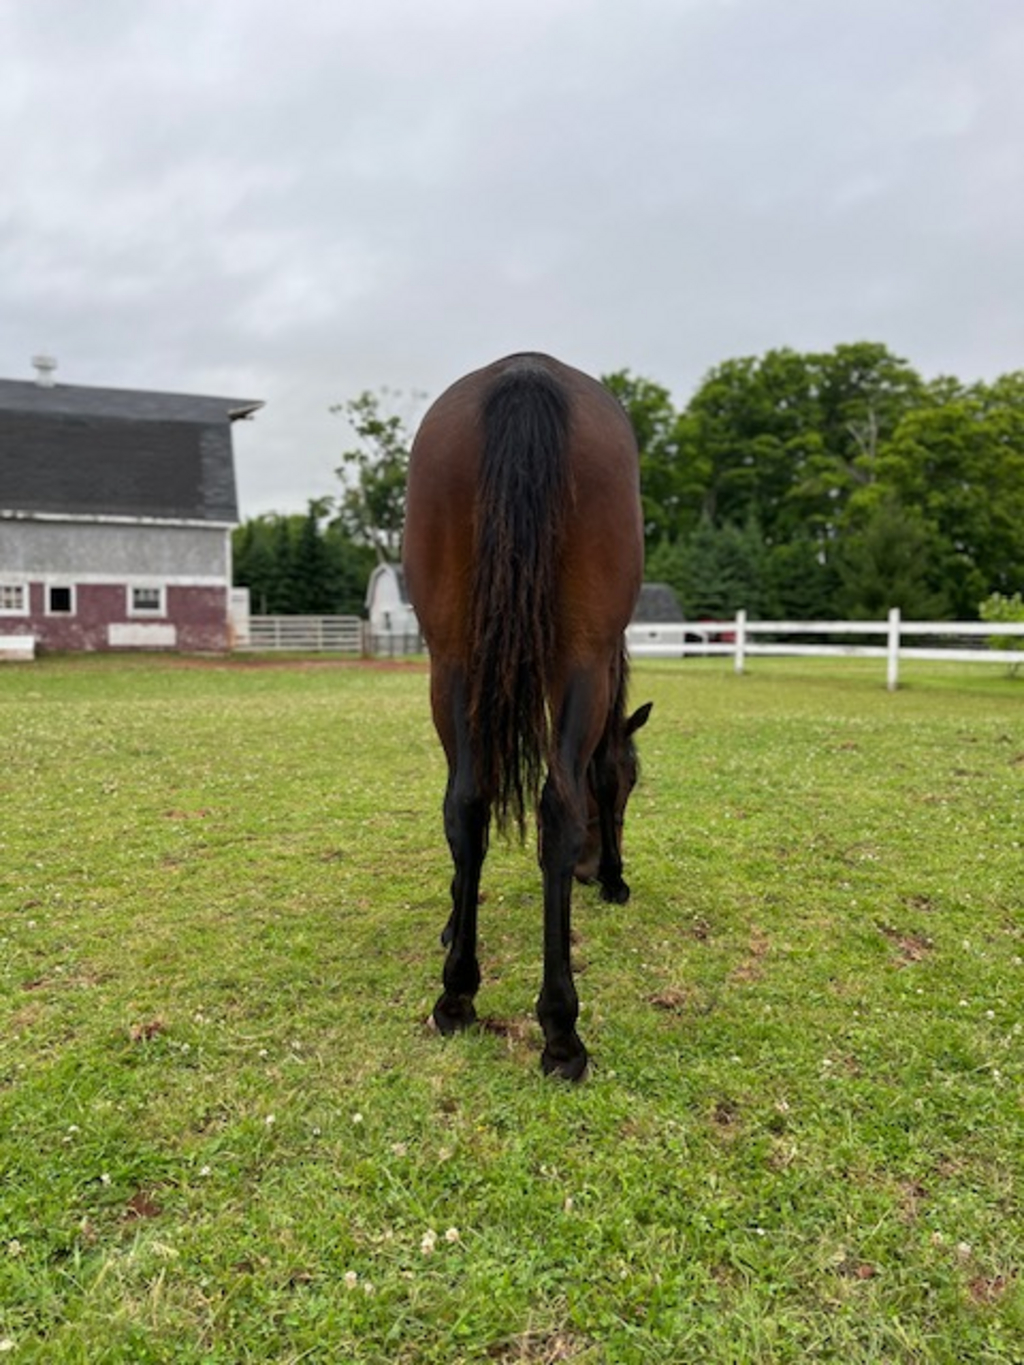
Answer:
0;358;261;655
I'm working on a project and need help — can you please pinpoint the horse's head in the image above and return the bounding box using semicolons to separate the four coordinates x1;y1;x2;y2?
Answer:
575;700;652;893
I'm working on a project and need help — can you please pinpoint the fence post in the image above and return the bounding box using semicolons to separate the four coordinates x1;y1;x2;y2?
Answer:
735;609;747;675
887;607;901;691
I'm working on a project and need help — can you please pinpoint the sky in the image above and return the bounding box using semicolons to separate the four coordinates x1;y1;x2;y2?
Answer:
3;0;1023;517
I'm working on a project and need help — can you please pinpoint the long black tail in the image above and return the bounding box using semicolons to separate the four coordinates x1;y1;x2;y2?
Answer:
467;363;571;837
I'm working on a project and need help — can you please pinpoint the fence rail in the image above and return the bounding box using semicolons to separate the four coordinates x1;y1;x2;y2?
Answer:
626;609;1024;690
236;616;423;656
241;616;364;653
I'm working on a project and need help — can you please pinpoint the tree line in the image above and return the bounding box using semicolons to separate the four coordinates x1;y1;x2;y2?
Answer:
234;341;1024;622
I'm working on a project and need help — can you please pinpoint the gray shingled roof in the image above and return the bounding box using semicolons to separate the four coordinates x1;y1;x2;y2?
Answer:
632;582;685;623
0;378;262;523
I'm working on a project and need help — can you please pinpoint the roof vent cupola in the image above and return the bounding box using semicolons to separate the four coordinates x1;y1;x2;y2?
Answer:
32;354;57;387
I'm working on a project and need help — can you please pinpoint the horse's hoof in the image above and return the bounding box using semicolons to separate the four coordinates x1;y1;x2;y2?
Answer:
432;995;477;1036
600;878;630;905
540;1042;590;1082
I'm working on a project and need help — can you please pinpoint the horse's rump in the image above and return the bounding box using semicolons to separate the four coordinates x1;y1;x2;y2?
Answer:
405;353;641;834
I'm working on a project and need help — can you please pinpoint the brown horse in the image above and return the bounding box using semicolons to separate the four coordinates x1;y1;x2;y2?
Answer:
403;353;651;1080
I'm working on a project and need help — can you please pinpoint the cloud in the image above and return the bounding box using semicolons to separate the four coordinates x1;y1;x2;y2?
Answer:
2;0;1023;514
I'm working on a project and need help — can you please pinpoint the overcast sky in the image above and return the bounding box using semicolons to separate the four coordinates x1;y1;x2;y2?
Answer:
3;0;1022;516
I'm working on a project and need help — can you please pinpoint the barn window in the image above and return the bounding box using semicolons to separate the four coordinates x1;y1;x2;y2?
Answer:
0;582;28;614
47;585;75;614
129;585;165;616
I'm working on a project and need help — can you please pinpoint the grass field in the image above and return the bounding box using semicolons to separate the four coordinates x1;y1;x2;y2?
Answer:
1;653;1022;1363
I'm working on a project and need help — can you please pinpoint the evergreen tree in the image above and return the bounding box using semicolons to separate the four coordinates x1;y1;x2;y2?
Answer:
835;496;947;620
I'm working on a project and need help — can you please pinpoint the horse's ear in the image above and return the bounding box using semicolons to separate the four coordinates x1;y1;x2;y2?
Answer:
626;701;653;735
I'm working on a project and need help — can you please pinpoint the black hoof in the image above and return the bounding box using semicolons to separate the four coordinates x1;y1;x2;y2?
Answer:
432;994;477;1036
600;877;631;905
540;1040;590;1082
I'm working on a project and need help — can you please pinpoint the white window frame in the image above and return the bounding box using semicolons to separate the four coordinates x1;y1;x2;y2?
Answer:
46;583;76;616
128;584;167;617
0;581;29;616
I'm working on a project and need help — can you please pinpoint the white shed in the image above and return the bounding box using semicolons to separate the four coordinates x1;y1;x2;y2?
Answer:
365;562;419;646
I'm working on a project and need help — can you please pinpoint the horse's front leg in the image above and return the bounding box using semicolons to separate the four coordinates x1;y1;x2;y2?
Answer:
593;741;631;905
433;693;488;1036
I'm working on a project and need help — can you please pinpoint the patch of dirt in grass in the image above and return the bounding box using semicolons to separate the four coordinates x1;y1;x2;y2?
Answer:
488;1330;596;1363
837;1258;878;1281
8;1004;42;1032
897;1180;929;1223
124;1189;163;1221
23;965;111;992
967;1272;1017;1305
730;927;770;984
903;893;938;913
877;922;935;967
649;987;691;1012
480;1015;538;1059
648;985;717;1016
710;1098;742;1137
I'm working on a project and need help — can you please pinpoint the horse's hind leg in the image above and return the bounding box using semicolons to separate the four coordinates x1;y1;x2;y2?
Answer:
536;674;602;1081
433;671;487;1035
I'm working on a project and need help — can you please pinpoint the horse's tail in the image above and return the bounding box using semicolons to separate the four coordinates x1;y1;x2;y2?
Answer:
468;362;571;838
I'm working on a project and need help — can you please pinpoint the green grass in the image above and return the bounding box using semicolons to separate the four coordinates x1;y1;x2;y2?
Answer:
1;654;1021;1363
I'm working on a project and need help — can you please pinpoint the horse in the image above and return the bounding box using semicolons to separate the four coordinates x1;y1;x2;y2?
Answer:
402;352;651;1080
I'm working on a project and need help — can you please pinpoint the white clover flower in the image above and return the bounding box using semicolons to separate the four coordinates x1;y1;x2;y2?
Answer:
265;1114;276;1127
362;1281;376;1296
352;1113;364;1126
344;1270;359;1290
445;1227;460;1244
420;1230;437;1255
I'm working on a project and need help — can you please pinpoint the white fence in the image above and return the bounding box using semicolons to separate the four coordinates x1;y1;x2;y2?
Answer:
237;616;423;656
241;616;364;653
626;608;1024;690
